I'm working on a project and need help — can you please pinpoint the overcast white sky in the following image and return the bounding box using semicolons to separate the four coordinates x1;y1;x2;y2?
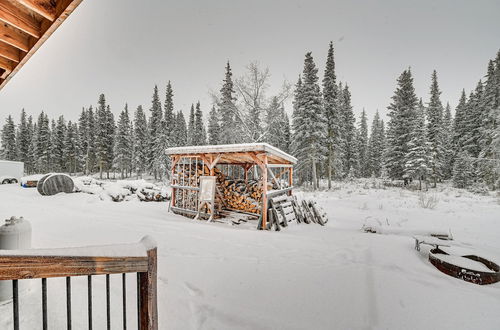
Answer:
0;0;499;124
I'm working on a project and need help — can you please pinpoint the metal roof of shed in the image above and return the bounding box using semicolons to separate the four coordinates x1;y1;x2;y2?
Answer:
165;143;297;165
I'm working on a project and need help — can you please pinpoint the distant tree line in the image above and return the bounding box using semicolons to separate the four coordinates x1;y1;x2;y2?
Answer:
1;44;499;190
290;44;499;191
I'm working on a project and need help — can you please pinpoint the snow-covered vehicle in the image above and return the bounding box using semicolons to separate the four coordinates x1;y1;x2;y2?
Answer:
0;160;24;184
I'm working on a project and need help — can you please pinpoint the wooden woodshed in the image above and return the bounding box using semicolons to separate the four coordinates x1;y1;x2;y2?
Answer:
165;143;297;230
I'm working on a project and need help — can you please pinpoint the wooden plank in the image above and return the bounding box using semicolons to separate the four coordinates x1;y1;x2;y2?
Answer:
261;154;268;229
267;187;293;198
170;184;199;191
16;0;57;21
0;32;24;63
0;55;14;71
0;255;149;280
138;247;158;330
266;164;293;168
0;22;29;51
0;39;20;61
0;0;41;38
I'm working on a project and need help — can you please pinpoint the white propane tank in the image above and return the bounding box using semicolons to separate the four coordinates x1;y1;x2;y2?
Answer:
0;216;32;302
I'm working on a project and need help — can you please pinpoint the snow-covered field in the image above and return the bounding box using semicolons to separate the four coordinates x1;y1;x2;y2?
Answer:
1;181;500;329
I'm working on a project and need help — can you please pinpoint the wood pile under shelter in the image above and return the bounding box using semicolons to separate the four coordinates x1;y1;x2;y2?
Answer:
166;143;297;230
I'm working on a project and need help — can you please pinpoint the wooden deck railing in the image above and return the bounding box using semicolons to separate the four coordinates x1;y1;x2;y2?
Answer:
0;236;158;330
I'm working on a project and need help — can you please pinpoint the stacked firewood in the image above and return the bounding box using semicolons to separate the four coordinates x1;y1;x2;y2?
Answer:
173;163;270;215
220;179;263;214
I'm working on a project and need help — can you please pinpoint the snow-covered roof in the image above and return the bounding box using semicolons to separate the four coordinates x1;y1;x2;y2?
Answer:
166;143;297;165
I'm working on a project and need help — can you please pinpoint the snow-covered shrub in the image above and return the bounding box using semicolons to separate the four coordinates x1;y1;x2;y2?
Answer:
452;152;474;188
418;192;439;209
467;182;490;196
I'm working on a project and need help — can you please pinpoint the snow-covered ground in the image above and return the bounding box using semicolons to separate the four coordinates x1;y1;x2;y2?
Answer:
0;181;499;329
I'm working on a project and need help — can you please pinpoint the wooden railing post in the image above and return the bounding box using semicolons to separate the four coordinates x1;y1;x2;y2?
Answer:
138;247;158;330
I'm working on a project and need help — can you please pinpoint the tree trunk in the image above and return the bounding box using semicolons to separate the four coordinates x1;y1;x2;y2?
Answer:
327;152;332;190
312;158;318;190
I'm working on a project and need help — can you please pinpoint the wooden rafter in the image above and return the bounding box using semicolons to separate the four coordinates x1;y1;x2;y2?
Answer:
16;0;57;21
0;0;83;90
0;22;28;51
0;39;20;61
0;0;41;37
0;55;14;72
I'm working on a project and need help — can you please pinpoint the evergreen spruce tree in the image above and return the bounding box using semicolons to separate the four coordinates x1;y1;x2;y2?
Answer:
453;151;474;189
218;62;237;144
265;96;284;149
64;121;79;175
477;59;499;189
175;111;188;146
133;105;148;178
282;111;291;154
16;109;31;167
385;69;419;181
78;108;89;174
368;111;385;177
0;115;17;160
404;102;430;189
442;102;454;179
115;104;133;178
49;119;56;171
96;94;109;178
207;106;220;145
426;70;445;187
52;116;67;172
452;90;468;157
462;82;483;158
340;84;358;178
291;53;326;189
148;85;163;178
192;101;207;145
26;115;35;174
105;105;115;178
164;81;175;147
30;120;38;173
86;106;97;174
35;112;51;173
322;41;343;186
358;109;369;177
187;104;195;145
292;76;308;184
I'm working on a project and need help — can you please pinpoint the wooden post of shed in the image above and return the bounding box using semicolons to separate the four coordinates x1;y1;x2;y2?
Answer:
261;154;268;229
288;167;293;196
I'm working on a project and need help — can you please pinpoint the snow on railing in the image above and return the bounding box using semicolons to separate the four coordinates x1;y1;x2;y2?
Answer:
0;236;158;330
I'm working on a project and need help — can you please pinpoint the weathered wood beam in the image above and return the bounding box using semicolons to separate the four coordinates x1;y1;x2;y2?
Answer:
0;39;20;62
138;247;158;330
0;55;15;72
16;0;57;21
261;154;269;229
0;0;41;38
0;22;30;51
0;255;149;280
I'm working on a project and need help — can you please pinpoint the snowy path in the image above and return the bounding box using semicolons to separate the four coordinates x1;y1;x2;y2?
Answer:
0;183;499;329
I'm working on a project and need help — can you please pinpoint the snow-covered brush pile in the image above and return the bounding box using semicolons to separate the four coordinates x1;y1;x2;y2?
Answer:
73;177;170;202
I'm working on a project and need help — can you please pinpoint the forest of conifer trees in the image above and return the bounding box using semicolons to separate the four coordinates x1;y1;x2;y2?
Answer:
1;43;499;191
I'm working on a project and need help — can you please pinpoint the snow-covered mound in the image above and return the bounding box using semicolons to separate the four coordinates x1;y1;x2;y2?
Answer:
73;177;170;202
